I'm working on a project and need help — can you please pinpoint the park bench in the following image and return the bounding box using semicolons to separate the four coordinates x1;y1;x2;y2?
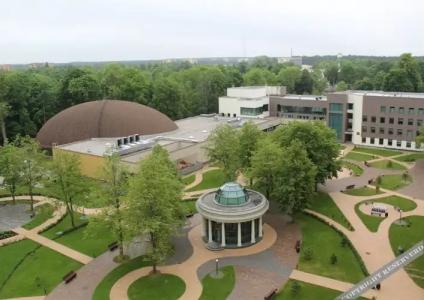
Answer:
63;271;77;284
264;288;278;300
346;184;355;190
295;240;301;253
108;241;119;251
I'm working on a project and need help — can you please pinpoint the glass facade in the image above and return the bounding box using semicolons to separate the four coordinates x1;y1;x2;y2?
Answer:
328;103;344;140
240;107;263;116
279;105;326;115
215;182;248;206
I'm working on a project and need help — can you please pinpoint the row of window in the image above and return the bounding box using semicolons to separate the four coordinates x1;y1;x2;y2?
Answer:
363;116;423;126
279;113;325;120
380;106;424;115
362;137;415;149
362;126;418;137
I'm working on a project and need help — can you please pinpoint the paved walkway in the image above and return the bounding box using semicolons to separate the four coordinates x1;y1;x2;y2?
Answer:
12;227;92;264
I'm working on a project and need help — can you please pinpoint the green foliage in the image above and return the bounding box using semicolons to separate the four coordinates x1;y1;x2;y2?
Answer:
243;67;277;85
128;274;186;300
330;253;338;265
277;66;301;93
294;69;314;94
126;145;185;272
200;266;235;300
416;124;424;148
0;141;24;202
372;174;412;190
238;121;264;171
336;81;348;91
290;280;301;295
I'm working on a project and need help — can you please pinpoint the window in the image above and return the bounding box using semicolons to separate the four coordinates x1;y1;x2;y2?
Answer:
362;137;366;143
370;137;375;144
389;117;394;124
348;103;354;110
380;117;385;123
362;115;368;122
330;103;344;112
371;116;376;123
388;139;393;146
388;128;394;135
240;107;263;116
408;108;415;115
362;126;367;132
398;118;404;125
371;127;376;133
397;141;402;147
418;119;423;127
390;106;396;113
419;108;424;115
379;138;384;145
379;127;385;134
406;142;411;148
380;106;386;113
408;118;414;126
399;107;405;114
407;130;413;139
397;129;403;135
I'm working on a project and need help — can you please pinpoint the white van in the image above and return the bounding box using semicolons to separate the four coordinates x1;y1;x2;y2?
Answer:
371;205;387;217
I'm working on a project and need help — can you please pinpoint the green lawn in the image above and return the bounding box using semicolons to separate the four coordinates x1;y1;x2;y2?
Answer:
182;199;197;216
341;160;364;176
275;279;367;300
128;273;185;300
389;216;424;288
186;169;226;192
309;192;353;231
41;213;114;257
41;213;87;239
368;160;407;170
353;147;403;157
93;256;151;300
22;204;55;230
370;195;416;211
344;152;375;162
371;174;412;190
200;266;235;300
0;240;82;298
296;214;366;283
182;174;195;186
354;203;385;232
343;186;383;196
395;153;424;163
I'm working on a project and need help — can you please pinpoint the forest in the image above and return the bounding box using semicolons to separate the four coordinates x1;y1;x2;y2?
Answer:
0;53;423;144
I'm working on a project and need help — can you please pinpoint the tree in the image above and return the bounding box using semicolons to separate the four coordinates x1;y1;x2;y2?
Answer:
0;142;24;204
272;121;340;188
294;70;313;94
126;146;185;273
277;66;301;93
18;137;46;213
206;124;241;181
249;137;284;200
336;81;349;91
274;140;317;214
339;61;357;84
49;151;87;228
416;124;424;148
151;76;184;119
398;53;422;92
243;68;277;86
0;101;10;145
291;281;301;295
354;77;374;90
239;122;263;175
88;152;129;260
324;62;339;86
383;68;414;92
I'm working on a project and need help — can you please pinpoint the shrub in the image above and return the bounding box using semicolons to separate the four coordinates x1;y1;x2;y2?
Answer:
291;281;301;295
387;160;393;168
330;253;338;265
341;237;348;247
303;248;313;261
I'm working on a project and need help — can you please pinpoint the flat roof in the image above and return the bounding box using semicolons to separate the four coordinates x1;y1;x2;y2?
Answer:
334;90;424;99
57;115;281;158
273;94;327;101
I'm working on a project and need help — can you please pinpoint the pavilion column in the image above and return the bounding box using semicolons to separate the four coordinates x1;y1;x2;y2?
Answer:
208;219;213;243
251;219;256;243
237;222;242;247
202;217;207;238
259;216;263;237
221;223;226;247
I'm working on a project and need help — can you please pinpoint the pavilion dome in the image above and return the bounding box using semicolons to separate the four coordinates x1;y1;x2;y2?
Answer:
36;100;178;148
214;182;248;206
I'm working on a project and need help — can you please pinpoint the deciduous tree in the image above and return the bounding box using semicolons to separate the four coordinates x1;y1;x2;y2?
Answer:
0;142;24;204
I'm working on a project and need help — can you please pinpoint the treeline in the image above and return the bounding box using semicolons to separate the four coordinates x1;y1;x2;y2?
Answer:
0;53;423;143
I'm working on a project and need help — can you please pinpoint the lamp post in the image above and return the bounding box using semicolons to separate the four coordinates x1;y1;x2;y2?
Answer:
399;208;402;222
215;258;219;276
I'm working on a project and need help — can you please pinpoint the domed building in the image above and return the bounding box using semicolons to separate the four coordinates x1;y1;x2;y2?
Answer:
36;100;177;148
196;182;269;249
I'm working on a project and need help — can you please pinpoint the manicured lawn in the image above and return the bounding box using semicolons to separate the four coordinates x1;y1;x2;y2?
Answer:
182;199;197;216
186;169;226;192
354;196;416;233
296;213;366;283
341;160;363;176
275;279;367;300
200;266;235;300
0;240;82;298
41;213;87;239
128;273;185;300
353;147;402;157
389;216;424;288
371;174;412;190
93;256;151;300
309;192;353;230
343;186;383;196
182;174;195;186
22;204;54;230
368;160;407;170
395;153;424;163
344;152;375;162
41;213;113;257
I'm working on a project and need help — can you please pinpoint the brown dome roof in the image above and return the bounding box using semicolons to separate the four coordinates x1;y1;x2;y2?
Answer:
36;100;178;148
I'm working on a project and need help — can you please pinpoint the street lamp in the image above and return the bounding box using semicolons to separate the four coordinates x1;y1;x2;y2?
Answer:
215;258;219;276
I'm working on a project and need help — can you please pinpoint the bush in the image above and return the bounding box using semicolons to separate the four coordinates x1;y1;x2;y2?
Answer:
303;248;313;261
387;160;393;168
330;254;338;265
340;237;348;248
291;281;301;295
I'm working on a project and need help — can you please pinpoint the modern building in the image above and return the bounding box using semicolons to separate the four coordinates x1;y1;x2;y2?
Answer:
196;182;269;249
38;100;283;178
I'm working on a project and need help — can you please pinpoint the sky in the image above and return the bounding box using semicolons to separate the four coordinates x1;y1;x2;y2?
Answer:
1;0;424;64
